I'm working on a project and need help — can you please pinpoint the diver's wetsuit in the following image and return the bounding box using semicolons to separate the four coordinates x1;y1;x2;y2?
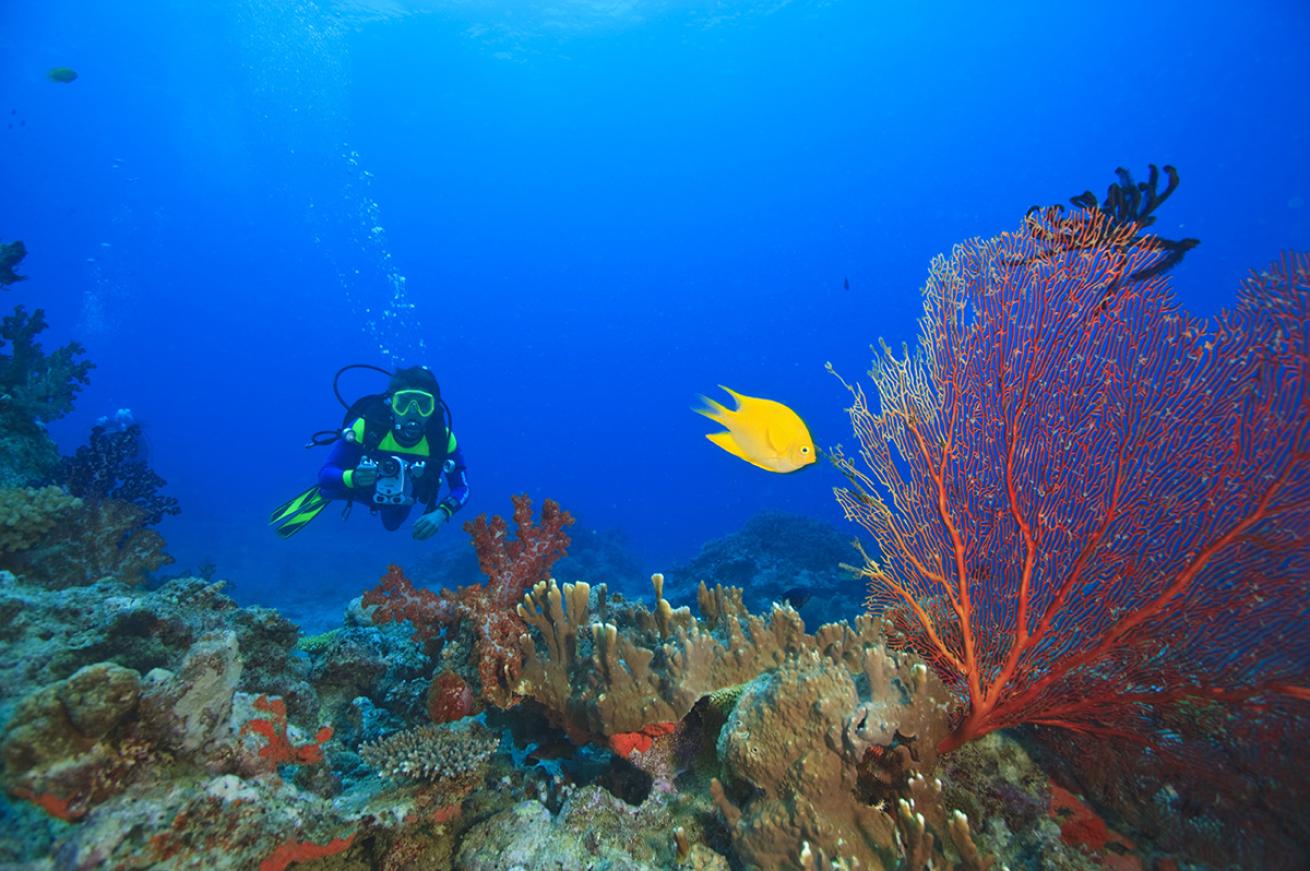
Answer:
317;422;470;531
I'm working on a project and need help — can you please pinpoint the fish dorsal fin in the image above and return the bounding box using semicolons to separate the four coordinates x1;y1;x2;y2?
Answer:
718;385;750;409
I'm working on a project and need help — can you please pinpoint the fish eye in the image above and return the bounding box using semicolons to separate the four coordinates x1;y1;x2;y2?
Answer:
802;446;810;453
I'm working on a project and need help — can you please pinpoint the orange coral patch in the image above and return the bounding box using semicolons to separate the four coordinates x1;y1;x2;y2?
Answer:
608;721;677;757
259;833;355;871
1049;782;1140;868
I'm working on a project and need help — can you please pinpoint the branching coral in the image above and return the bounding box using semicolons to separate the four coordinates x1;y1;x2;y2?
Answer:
359;719;498;787
464;493;574;611
831;206;1310;751
515;573;954;764
513;574;979;867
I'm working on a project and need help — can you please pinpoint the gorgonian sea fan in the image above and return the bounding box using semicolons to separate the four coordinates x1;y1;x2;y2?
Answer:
830;209;1309;752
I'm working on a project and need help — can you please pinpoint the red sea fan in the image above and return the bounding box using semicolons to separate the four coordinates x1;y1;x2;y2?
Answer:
832;210;1309;752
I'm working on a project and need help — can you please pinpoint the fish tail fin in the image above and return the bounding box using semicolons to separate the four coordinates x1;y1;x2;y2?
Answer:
692;393;732;424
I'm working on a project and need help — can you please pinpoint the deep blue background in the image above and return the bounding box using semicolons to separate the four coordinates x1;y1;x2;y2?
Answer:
3;0;1307;618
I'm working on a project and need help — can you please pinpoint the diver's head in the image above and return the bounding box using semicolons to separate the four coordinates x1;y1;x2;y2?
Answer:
387;366;440;442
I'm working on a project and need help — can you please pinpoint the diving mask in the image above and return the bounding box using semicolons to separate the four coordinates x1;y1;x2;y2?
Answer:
390;389;436;418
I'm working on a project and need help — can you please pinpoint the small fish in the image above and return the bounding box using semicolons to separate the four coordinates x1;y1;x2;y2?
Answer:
843;276;850;290
694;385;817;473
48;67;78;84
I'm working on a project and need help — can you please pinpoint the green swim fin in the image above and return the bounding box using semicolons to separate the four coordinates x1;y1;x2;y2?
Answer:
269;485;329;539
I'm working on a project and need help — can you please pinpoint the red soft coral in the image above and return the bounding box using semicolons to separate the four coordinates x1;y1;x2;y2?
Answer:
362;495;574;709
464;493;574;610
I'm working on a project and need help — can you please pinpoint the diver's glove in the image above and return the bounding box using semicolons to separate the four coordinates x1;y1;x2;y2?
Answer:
351;462;378;488
412;509;447;540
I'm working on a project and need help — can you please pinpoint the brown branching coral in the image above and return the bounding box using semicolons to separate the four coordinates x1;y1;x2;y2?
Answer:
516;573;824;744
514;573;998;867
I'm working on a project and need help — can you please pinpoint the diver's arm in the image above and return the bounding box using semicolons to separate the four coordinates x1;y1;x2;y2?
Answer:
318;438;363;495
434;445;469;519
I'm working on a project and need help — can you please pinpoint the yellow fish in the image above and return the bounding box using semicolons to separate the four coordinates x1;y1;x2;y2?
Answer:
694;386;817;473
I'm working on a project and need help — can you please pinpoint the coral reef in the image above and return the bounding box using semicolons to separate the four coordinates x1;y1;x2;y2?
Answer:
0;559;1178;869
516;572;824;743
831;213;1310;751
0;423;186;588
0;573;306;726
1027;721;1310;869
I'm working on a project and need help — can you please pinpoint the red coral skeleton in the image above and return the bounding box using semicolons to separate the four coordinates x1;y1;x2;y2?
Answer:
833;211;1310;752
363;494;574;707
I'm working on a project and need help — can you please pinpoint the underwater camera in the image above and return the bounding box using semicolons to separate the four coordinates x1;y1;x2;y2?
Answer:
371;455;425;506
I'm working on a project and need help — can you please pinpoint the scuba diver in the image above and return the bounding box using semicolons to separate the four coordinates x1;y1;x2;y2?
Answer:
269;365;469;540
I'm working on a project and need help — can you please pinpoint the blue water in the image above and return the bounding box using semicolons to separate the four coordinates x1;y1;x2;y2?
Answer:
3;0;1307;618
